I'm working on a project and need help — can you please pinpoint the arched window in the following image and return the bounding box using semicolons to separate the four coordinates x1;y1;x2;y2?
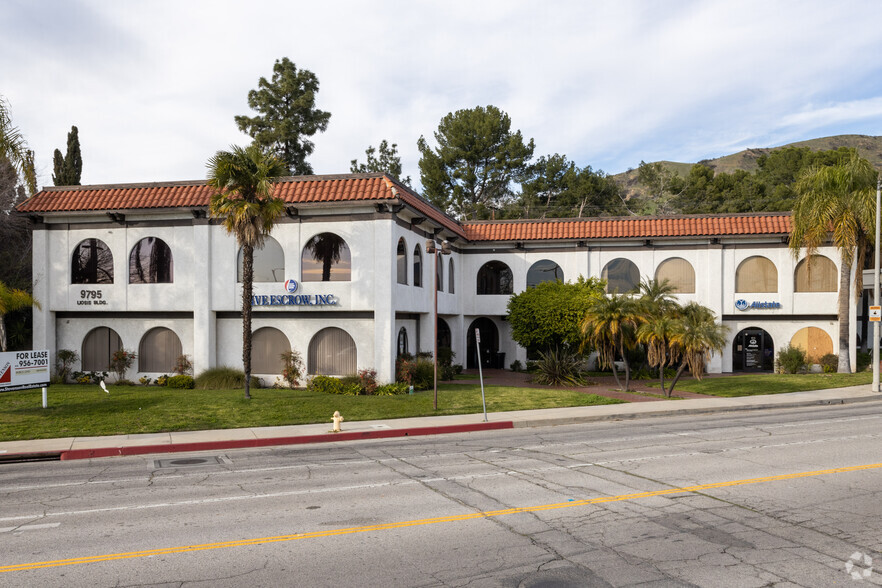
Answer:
437;254;443;291
239;236;284;283
448;258;455;294
129;237;173;284
81;327;122;371
397;327;408;357
252;327;291;373
736;256;777;293
396;238;407;285
437;318;452;350
527;260;564;288
602;258;639;293
655;257;695;293
477;261;513;295
302;233;351;282
72;238;114;284
308;327;357;375
794;255;837;292
413;245;423;288
790;327;833;362
139;327;182;372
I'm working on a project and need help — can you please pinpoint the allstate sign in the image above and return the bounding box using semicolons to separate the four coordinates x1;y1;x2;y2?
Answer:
735;299;782;311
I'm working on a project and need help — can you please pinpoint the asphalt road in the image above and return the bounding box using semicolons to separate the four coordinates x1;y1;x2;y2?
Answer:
4;402;882;587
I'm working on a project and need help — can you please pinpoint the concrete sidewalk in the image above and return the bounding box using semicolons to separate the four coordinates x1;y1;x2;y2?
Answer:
1;385;879;461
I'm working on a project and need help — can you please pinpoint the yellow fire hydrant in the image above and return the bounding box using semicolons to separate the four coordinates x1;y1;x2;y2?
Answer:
331;410;344;433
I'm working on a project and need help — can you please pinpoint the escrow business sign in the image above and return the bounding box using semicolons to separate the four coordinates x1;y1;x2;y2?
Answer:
250;280;339;307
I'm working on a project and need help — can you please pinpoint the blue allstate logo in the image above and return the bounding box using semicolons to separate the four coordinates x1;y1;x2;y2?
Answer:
735;299;748;311
284;279;298;293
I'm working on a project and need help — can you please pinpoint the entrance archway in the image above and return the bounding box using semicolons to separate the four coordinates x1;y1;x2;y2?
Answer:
733;328;774;372
437;318;451;351
467;318;498;369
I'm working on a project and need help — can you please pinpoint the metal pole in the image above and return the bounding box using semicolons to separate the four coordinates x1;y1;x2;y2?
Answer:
476;328;487;421
873;178;880;392
433;249;439;410
42;386;47;409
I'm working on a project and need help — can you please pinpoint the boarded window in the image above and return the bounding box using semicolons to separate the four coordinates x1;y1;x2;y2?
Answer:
308;327;357;375
396;239;407;285
413;245;423;287
736;256;777;293
477;261;513;295
252;327;291;373
72;238;114;284
602;258;639;293
81;327;122;371
239;237;284;283
655;257;695;293
302;233;351;282
130;237;173;284
527;259;564;288
139;327;182;372
794;255;837;292
448;258;455;294
790;327;833;362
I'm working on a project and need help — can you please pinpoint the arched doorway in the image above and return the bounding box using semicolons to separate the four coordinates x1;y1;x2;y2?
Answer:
437;318;451;351
467;318;498;369
733;328;774;372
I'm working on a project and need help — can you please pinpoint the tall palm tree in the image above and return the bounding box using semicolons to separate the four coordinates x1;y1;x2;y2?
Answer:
207;144;287;399
666;302;729;397
636;314;679;396
0;97;36;195
0;281;39;352
790;152;877;373
580;294;640;391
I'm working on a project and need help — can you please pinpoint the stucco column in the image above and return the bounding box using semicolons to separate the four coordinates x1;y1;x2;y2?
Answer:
373;220;395;383
31;225;54;353
192;220;215;372
850;255;858;372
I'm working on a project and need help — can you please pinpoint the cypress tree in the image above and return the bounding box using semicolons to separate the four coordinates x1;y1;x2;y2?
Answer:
52;126;82;186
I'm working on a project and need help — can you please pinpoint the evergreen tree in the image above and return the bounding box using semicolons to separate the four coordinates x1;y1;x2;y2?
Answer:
235;58;331;176
52;125;82;186
350;140;411;186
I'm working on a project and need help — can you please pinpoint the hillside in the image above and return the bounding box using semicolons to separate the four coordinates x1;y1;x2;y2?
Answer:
614;134;882;204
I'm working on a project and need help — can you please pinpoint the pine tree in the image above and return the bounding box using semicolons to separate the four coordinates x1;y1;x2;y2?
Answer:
52;125;82;186
350;140;411;186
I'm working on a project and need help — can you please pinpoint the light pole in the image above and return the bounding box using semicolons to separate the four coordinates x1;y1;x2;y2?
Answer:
427;238;451;410
873;178;880;392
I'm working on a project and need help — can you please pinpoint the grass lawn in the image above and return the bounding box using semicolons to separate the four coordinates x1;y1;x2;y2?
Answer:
0;384;622;442
672;371;873;397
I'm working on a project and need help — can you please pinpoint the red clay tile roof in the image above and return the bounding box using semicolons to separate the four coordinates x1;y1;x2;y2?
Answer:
462;213;792;241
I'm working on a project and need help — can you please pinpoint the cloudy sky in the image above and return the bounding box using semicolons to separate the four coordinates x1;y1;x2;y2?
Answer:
3;0;882;190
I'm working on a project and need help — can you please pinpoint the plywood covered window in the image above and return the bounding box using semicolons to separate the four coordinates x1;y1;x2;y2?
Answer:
794;255;837;292
81;327;122;371
396;239;407;285
527;260;564;288
790;327;833;362
302;233;351;282
655;257;695;293
252;327;290;373
72;238;114;284
239;237;284;283
308;327;357;376
601;258;639;293
139;327;182;372
735;256;777;293
477;261;513;295
129;237;173;284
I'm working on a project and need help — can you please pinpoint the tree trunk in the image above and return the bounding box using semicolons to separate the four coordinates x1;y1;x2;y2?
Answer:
666;363;688;397
608;345;623;390
838;257;852;373
242;243;254;399
620;338;630;392
0;314;6;352
659;361;666;398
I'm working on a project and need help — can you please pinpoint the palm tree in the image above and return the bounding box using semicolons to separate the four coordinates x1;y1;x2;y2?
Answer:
580;294;640;391
0;96;36;195
636;314;679;396
638;277;678;316
790;152;877;373
666;302;729;397
0;281;40;352
207;144;288;399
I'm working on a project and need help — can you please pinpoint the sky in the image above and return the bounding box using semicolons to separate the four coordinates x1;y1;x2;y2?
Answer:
3;0;882;191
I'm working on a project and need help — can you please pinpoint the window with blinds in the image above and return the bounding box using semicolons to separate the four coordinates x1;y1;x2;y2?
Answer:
308;327;357;375
655;257;695;293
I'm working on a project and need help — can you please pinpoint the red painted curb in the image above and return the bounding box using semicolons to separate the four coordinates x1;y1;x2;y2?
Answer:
57;421;514;461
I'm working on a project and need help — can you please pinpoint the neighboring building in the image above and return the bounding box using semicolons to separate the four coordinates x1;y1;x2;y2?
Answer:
16;173;848;383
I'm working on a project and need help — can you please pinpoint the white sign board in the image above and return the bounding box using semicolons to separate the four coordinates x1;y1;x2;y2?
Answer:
0;350;51;392
871;306;881;322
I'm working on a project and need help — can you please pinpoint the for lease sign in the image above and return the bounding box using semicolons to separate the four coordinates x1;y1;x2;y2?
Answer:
0;350;50;392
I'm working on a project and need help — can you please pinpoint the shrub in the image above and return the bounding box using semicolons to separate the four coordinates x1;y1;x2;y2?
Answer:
376;382;410;395
110;349;136;381
357;368;379;395
531;347;584;386
308;375;349;395
139;376;153;385
777;345;807;374
819;353;838;374
155;374;170;386
115;379;136;386
396;356;434;390
55;349;79;383
166;375;195;389
280;350;304;387
72;370;107;385
858;351;872;372
194;367;260;390
509;360;523;372
173;354;193;376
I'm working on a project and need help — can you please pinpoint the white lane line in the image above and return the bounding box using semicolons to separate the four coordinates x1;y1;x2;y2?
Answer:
0;522;61;533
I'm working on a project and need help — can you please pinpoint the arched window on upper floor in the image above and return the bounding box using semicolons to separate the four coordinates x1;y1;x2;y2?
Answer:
129;237;173;284
72;238;114;284
448;258;455;294
794;255;837;292
239;236;284;282
601;258;639;293
396;238;407;285
413;244;423;288
527;260;564;288
302;233;351;282
655;257;695;294
139;327;182;372
736;256;777;293
477;261;513;295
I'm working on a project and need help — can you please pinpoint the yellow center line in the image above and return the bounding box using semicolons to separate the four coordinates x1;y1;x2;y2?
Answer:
4;461;882;573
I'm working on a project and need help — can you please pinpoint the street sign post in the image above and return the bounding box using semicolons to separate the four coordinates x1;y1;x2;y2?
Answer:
475;328;487;422
0;350;51;407
870;306;881;322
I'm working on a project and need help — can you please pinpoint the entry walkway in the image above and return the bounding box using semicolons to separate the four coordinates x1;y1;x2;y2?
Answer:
0;384;877;462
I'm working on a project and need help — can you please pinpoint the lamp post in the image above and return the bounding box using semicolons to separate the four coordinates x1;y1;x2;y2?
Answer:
873;178;880;392
428;238;451;410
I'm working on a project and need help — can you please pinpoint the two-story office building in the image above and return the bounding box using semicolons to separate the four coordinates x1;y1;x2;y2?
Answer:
17;173;847;383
